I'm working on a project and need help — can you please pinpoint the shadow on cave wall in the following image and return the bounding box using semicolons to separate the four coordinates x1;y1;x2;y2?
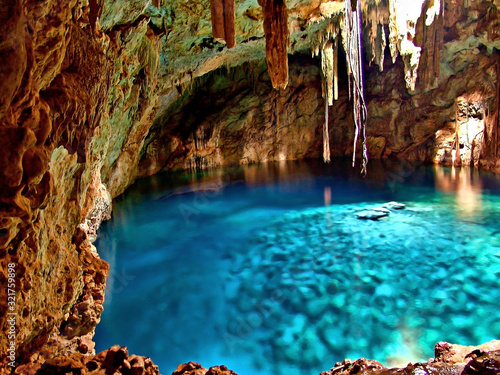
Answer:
138;54;355;176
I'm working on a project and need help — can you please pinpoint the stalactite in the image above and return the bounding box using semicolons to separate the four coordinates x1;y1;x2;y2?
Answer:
344;0;368;175
210;0;225;40
454;101;462;166
334;38;338;100
259;0;289;89
224;0;236;49
321;42;334;106
415;0;444;90
321;42;335;163
388;0;399;63
210;0;236;49
323;94;331;162
387;0;439;91
89;0;103;30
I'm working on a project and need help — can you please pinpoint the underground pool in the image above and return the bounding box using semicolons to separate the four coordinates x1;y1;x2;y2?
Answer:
94;159;500;375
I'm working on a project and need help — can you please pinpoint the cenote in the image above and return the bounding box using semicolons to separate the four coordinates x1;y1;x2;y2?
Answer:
94;159;500;375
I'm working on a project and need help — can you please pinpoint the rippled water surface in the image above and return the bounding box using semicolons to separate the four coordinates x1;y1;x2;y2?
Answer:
95;160;500;375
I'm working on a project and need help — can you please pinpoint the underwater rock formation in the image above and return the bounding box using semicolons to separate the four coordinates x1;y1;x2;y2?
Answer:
0;0;500;372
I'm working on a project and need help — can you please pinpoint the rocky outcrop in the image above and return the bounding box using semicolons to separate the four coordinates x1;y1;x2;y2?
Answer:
320;341;500;375
13;345;160;375
173;362;238;375
0;0;500;373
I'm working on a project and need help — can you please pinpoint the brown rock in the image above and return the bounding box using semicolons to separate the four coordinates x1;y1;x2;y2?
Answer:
206;365;238;375
173;361;209;375
463;350;500;374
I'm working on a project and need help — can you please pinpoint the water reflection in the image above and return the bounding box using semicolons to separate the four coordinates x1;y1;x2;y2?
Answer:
324;186;332;206
434;166;483;217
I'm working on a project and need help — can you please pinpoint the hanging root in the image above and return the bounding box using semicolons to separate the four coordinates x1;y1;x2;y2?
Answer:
344;0;368;175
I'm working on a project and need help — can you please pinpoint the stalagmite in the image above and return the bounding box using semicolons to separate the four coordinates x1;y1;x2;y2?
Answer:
259;0;289;89
210;0;236;48
344;0;368;175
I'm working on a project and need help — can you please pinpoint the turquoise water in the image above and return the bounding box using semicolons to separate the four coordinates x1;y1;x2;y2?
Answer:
95;159;500;375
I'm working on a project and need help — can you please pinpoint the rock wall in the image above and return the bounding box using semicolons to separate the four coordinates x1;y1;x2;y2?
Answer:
0;0;164;371
0;0;500;373
139;57;330;174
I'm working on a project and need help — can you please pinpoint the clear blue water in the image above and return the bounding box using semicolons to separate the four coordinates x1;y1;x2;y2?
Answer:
95;159;500;375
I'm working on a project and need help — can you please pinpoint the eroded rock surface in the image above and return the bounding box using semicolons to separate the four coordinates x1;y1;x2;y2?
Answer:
13;345;160;375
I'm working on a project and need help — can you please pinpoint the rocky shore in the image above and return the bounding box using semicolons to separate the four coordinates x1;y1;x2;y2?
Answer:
16;340;498;375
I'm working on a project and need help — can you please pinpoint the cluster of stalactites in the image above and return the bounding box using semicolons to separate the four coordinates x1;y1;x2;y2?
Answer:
258;0;290;90
387;0;443;90
313;1;368;171
209;0;289;88
361;0;443;90
363;0;389;72
312;21;340;163
210;0;236;48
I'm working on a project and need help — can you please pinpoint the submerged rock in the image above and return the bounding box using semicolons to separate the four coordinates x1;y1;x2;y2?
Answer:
356;210;389;220
383;202;406;210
